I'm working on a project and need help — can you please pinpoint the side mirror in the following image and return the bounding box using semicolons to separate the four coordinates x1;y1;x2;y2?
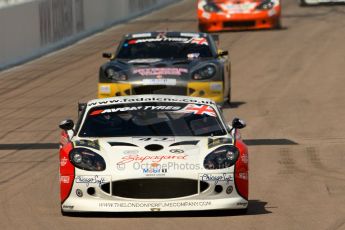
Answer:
218;50;228;57
232;118;246;129
102;52;113;59
59;119;74;131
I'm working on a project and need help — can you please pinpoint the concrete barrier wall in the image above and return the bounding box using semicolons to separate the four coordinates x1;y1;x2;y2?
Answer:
0;0;178;70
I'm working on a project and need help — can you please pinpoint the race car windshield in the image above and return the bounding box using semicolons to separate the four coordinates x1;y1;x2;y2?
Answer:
116;37;213;59
79;103;226;137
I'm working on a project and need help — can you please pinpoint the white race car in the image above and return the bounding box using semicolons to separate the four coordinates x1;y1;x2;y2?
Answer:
299;0;345;6
59;95;248;214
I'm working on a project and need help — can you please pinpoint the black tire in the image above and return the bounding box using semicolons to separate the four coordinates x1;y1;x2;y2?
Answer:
274;18;282;30
198;23;207;33
299;0;308;6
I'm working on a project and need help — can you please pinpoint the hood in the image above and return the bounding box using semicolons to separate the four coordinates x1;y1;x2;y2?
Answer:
106;58;218;79
72;136;234;179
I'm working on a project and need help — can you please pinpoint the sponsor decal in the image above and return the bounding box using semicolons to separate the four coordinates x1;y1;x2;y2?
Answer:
75;175;109;187
128;59;162;63
133;68;188;76
210;82;222;92
222;2;256;13
59;135;69;147
99;85;111;94
117;163;126;171
177;104;216;117
237;202;248;207
142;162;168;176
222;3;234;10
90;106;143;115
87;97;213;106
142;79;177;86
62;205;74;209
127;37;208;46
240;154;248;164
169;149;184;154
241;2;256;10
208;138;233;148
60;157;68;167
133;137;175;142
123;150;139;154
202;12;211;19
90;106;181;116
200;173;233;185
180;32;200;38
268;9;276;16
238;172;248;180
190;38;208;45
117;154;188;165
187;53;200;59
132;33;152;38
60;176;70;184
74;139;100;150
128;37;189;44
98;201;212;208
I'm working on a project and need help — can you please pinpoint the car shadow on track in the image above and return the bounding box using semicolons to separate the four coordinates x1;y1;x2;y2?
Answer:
211;26;288;34
244;139;298;146
0;143;59;150
64;200;271;218
301;2;345;7
222;101;246;109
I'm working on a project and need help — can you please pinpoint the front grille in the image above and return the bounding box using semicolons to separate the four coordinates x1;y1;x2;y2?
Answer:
223;20;255;28
101;178;209;199
132;85;186;95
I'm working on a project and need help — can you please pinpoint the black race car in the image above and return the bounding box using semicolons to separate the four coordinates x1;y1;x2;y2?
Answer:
99;31;231;104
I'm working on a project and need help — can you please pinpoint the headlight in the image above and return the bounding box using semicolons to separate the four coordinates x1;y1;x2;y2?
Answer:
105;68;128;81
256;0;274;10
69;148;106;171
192;65;216;80
204;146;239;170
203;2;221;12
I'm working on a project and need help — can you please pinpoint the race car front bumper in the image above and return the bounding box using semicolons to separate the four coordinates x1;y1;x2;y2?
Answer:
98;82;224;104
198;8;281;32
61;174;248;213
62;197;248;212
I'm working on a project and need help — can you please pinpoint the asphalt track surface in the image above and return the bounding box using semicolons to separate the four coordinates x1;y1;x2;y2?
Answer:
1;0;345;229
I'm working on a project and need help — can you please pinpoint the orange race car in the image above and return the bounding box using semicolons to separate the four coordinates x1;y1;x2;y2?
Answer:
197;0;281;32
